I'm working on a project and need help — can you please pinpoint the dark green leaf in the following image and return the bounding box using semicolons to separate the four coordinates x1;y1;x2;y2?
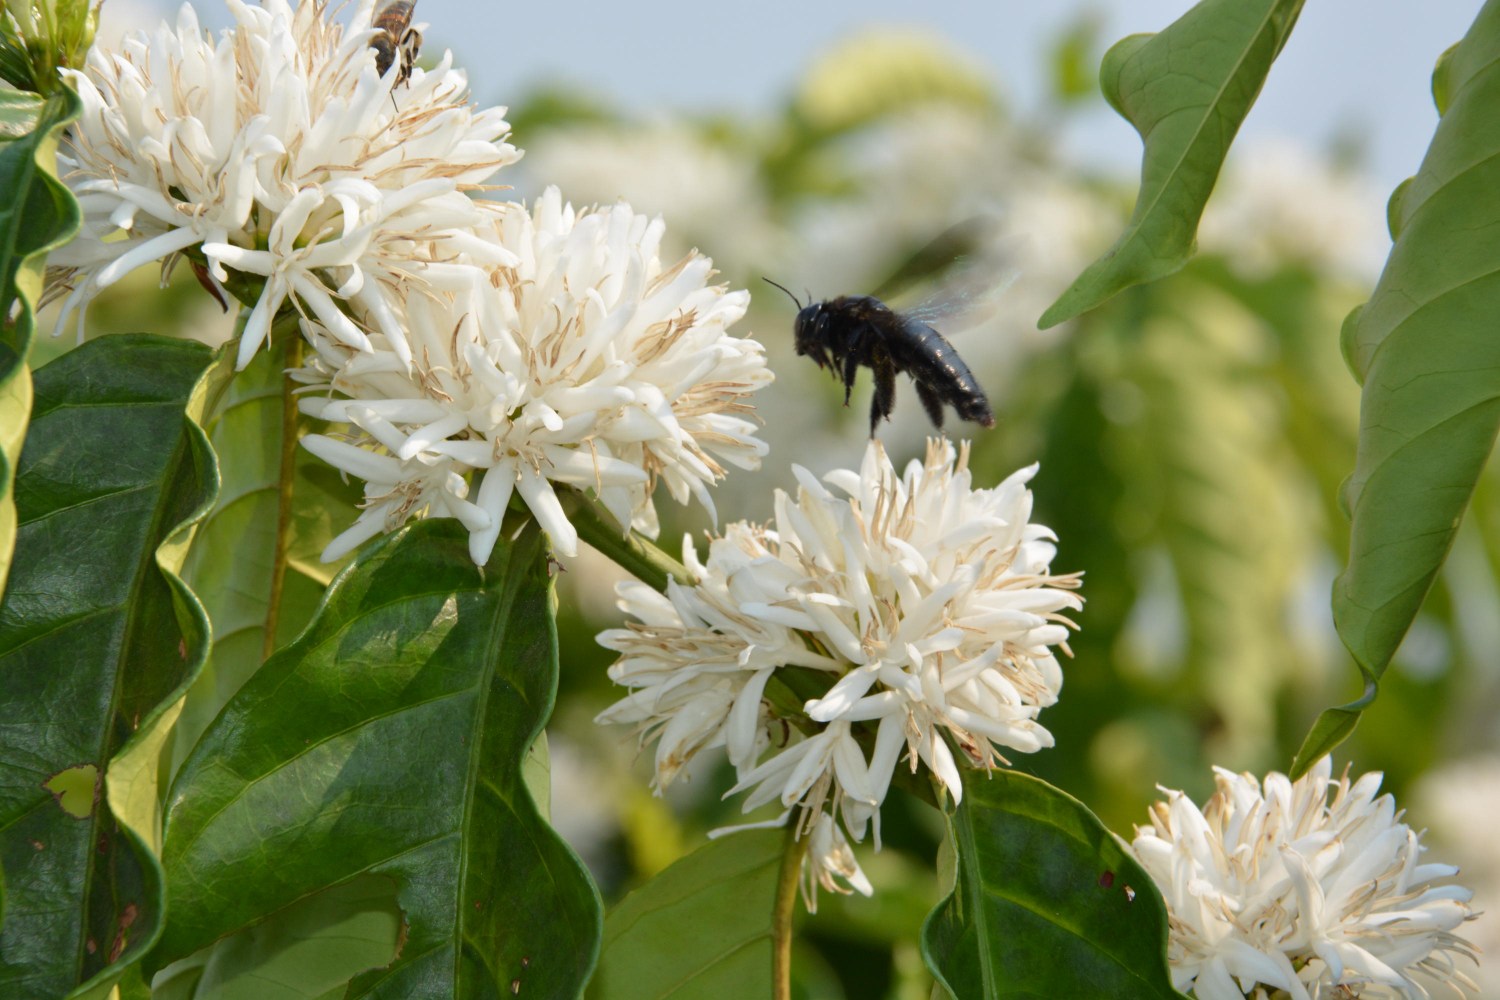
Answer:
157;518;602;998
151;876;403;1000
1330;1;1500;730
1039;0;1304;327
921;770;1184;1000
592;830;787;1000
167;341;357;778
0;335;217;997
1;87;81;598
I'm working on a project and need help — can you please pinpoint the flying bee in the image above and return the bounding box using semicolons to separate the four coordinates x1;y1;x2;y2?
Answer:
765;280;998;436
371;0;422;88
768;218;1015;436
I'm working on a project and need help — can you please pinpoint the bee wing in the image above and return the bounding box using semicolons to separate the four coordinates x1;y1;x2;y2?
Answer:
892;243;1021;333
870;217;1000;302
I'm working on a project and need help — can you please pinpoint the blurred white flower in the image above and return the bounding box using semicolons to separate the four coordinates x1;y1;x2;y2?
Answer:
294;187;773;564
1415;755;1500;998
1198;138;1387;282
1133;756;1477;1000
519;122;783;277
51;0;517;368
597;438;1080;905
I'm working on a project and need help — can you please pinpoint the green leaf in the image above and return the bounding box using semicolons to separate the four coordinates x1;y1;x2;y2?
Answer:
0;335;217;997
1289;678;1376;779
1;86;81;599
921;770;1184;1000
156;518;602;997
151;876;403;1000
591;830;788;1000
0;91;45;140
1038;0;1305;327
1431;42;1460;116
167;341;357;778
1330;1;1500;722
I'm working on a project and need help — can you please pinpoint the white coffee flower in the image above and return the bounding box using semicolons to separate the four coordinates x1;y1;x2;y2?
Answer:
51;0;518;368
1132;756;1477;1000
597;438;1080;904
293;187;773;564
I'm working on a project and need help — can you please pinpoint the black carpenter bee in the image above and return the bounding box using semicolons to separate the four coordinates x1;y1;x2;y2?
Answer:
371;0;422;87
766;279;997;436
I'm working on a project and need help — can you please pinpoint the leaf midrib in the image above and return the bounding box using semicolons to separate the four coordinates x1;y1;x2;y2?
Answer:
453;531;523;991
952;788;1179;998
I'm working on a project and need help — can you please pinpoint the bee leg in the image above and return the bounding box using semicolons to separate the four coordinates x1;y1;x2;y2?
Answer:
915;379;946;429
870;356;897;436
840;349;860;406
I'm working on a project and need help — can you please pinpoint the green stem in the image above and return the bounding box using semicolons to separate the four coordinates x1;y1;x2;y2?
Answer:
771;823;806;1000
559;487;692;590
261;323;303;660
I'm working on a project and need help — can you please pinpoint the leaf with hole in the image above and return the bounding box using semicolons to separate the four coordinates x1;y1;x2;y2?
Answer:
0;334;216;997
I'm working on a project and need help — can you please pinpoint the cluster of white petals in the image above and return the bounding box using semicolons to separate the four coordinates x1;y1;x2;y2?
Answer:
51;0;517;368
293;187;772;565
596;438;1080;904
1133;756;1477;1000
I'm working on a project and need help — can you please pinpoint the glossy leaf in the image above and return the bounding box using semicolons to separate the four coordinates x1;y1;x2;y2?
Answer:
1;86;80;598
0;91;45;139
168;342;357;778
591;830;788;1000
0;335;217;997
921;769;1184;1000
1039;0;1304;327
157;518;602;998
151;876;403;1000
1325;1;1500;766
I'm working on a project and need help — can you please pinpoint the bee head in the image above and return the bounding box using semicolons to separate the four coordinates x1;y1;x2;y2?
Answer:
791;302;828;361
763;278;830;367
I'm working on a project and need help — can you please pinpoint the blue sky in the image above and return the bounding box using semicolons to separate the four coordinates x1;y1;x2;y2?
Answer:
105;0;1478;197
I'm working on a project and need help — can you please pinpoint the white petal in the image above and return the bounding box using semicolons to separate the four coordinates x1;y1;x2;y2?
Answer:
517;464;578;558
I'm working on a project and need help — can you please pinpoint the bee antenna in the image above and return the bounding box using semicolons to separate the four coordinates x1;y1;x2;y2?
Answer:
762;277;803;310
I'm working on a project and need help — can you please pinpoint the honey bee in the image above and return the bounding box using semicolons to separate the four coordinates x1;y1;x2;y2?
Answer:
371;0;422;87
766;280;996;436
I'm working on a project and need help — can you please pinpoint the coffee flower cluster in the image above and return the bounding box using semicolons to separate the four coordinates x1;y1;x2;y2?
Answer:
51;0;517;370
596;439;1081;903
1133;756;1477;1000
293;189;772;564
54;0;772;563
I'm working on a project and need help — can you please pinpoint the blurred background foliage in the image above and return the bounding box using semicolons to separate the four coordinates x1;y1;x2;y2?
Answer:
32;12;1500;998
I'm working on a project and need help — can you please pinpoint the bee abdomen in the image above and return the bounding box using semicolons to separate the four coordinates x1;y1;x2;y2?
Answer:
897;321;993;426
